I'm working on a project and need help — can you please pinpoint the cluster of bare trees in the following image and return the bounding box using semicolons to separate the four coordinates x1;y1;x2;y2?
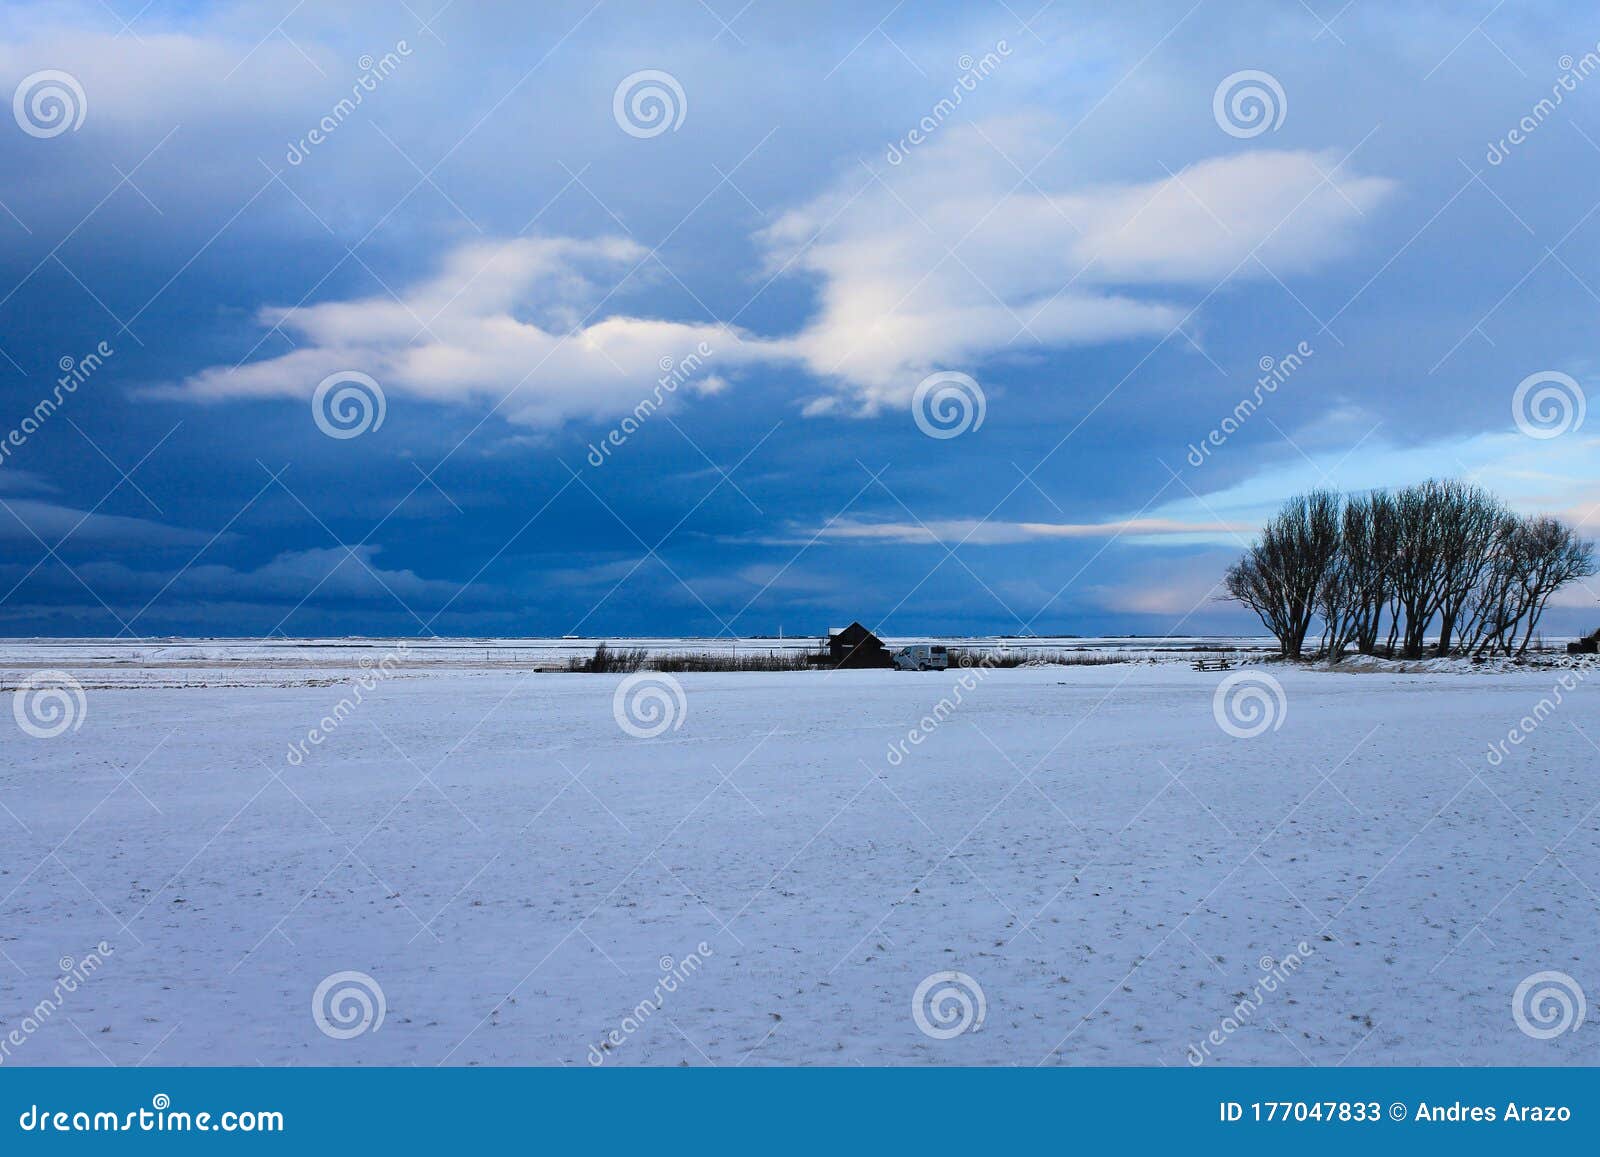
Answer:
1223;481;1596;661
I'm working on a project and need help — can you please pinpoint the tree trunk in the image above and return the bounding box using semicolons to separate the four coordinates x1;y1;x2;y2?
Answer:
1436;611;1456;657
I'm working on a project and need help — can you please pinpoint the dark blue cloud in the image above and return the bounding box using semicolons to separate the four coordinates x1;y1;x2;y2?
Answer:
1;1;1596;638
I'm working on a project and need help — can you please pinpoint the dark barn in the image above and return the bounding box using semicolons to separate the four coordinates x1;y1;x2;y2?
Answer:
819;622;895;669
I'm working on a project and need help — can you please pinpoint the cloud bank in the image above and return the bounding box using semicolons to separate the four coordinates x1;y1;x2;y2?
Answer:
161;131;1394;427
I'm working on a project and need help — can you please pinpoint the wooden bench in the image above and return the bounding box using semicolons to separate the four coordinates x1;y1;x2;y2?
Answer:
1191;656;1232;672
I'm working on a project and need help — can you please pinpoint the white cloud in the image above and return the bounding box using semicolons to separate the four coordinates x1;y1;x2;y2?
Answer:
0;26;333;132
795;515;1251;546
159;236;789;427
157;126;1393;428
762;125;1394;409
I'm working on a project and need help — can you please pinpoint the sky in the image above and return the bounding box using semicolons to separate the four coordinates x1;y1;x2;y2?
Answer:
0;0;1597;638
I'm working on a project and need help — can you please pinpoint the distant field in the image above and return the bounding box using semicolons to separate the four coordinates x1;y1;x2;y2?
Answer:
0;635;1278;673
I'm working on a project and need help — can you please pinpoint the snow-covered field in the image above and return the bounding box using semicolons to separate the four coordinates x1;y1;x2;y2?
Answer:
1;646;1596;1066
0;634;1274;676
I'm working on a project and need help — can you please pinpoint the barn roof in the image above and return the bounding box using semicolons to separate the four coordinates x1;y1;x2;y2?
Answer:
830;621;880;644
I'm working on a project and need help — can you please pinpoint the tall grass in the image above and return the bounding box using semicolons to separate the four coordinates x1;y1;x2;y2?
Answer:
567;642;649;673
568;643;817;673
652;650;816;672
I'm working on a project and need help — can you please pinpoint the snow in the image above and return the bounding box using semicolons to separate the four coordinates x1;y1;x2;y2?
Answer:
1;647;1596;1066
0;634;1276;670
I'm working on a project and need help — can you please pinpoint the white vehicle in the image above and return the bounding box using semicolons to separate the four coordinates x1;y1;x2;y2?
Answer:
894;644;950;671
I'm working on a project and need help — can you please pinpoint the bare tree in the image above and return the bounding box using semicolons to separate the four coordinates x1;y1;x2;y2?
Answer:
1224;490;1342;659
1463;513;1525;657
1316;550;1360;660
1509;516;1597;655
1223;481;1594;661
1464;516;1597;656
1430;481;1505;656
1341;491;1396;655
1383;483;1434;657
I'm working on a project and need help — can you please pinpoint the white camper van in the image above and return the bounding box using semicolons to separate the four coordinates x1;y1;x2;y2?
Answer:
893;644;950;671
